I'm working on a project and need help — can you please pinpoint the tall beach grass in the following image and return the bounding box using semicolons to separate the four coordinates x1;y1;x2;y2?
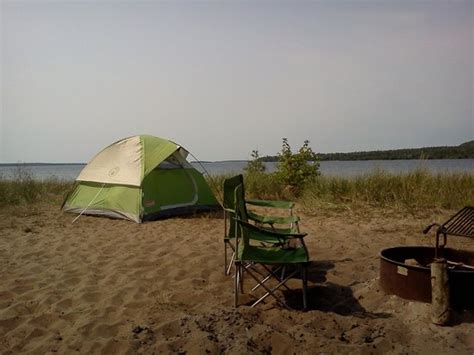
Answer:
0;167;73;206
1;167;472;212
207;168;474;213
298;169;474;213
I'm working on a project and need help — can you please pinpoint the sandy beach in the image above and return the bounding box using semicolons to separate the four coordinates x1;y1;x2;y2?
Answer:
1;203;473;354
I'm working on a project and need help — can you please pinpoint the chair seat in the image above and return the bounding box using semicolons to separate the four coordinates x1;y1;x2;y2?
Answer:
246;198;295;209
226;225;298;243
248;211;299;225
259;225;299;235
238;245;309;264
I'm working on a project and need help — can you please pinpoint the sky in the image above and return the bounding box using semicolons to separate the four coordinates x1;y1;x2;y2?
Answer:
1;0;472;163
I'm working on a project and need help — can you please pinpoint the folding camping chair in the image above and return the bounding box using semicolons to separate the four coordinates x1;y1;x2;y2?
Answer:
223;175;300;275
233;183;309;310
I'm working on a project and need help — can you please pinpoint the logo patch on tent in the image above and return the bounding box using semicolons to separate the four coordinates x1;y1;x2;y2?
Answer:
108;167;120;177
144;200;156;207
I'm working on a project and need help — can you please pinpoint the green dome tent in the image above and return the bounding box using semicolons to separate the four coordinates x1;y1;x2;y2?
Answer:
62;135;219;223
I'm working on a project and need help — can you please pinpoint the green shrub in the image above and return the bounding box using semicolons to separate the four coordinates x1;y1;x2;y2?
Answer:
243;149;283;199
244;172;284;200
275;138;320;194
245;150;266;174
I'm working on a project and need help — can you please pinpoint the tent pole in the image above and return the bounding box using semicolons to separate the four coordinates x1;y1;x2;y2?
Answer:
72;183;105;224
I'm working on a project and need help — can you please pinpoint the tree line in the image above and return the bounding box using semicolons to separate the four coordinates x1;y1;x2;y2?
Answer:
258;140;474;162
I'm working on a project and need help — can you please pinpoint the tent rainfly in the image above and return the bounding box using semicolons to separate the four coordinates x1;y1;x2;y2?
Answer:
62;135;219;223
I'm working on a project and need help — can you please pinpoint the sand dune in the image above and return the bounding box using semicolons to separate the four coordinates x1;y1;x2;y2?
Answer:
1;204;473;354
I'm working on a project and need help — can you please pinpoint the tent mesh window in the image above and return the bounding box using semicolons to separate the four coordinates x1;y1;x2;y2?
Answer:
157;157;182;169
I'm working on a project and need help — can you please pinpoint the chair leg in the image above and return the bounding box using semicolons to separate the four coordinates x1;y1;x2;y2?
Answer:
239;263;244;293
234;262;240;307
225;240;236;276
224;241;228;275
250;266;282;292
281;266;286;282
247;265;291;294
302;263;308;311
226;252;235;276
247;267;297;309
261;265;291;291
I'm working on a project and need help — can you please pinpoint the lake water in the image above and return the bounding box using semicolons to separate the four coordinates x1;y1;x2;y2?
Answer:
0;159;472;181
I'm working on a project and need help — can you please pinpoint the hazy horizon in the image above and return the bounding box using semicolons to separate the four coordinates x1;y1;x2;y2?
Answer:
0;139;472;164
1;0;473;163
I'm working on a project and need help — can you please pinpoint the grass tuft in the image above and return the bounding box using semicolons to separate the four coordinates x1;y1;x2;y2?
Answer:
0;167;73;206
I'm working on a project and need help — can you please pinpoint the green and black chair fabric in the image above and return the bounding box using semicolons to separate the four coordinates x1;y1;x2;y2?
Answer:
222;174;300;275
233;183;309;310
223;175;245;275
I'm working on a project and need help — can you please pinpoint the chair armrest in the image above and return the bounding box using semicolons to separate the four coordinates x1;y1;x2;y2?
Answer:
246;199;295;209
247;211;300;225
235;219;307;239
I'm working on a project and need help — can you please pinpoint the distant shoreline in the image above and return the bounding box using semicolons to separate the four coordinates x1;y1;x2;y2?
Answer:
0;157;474;167
1;157;474;166
261;140;474;162
1;141;473;165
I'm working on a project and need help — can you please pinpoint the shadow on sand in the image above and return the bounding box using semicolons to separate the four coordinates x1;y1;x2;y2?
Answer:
450;310;474;325
282;260;391;319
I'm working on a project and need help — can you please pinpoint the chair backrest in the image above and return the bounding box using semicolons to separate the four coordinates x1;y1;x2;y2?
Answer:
223;174;244;210
234;183;251;251
223;175;244;240
234;183;249;223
